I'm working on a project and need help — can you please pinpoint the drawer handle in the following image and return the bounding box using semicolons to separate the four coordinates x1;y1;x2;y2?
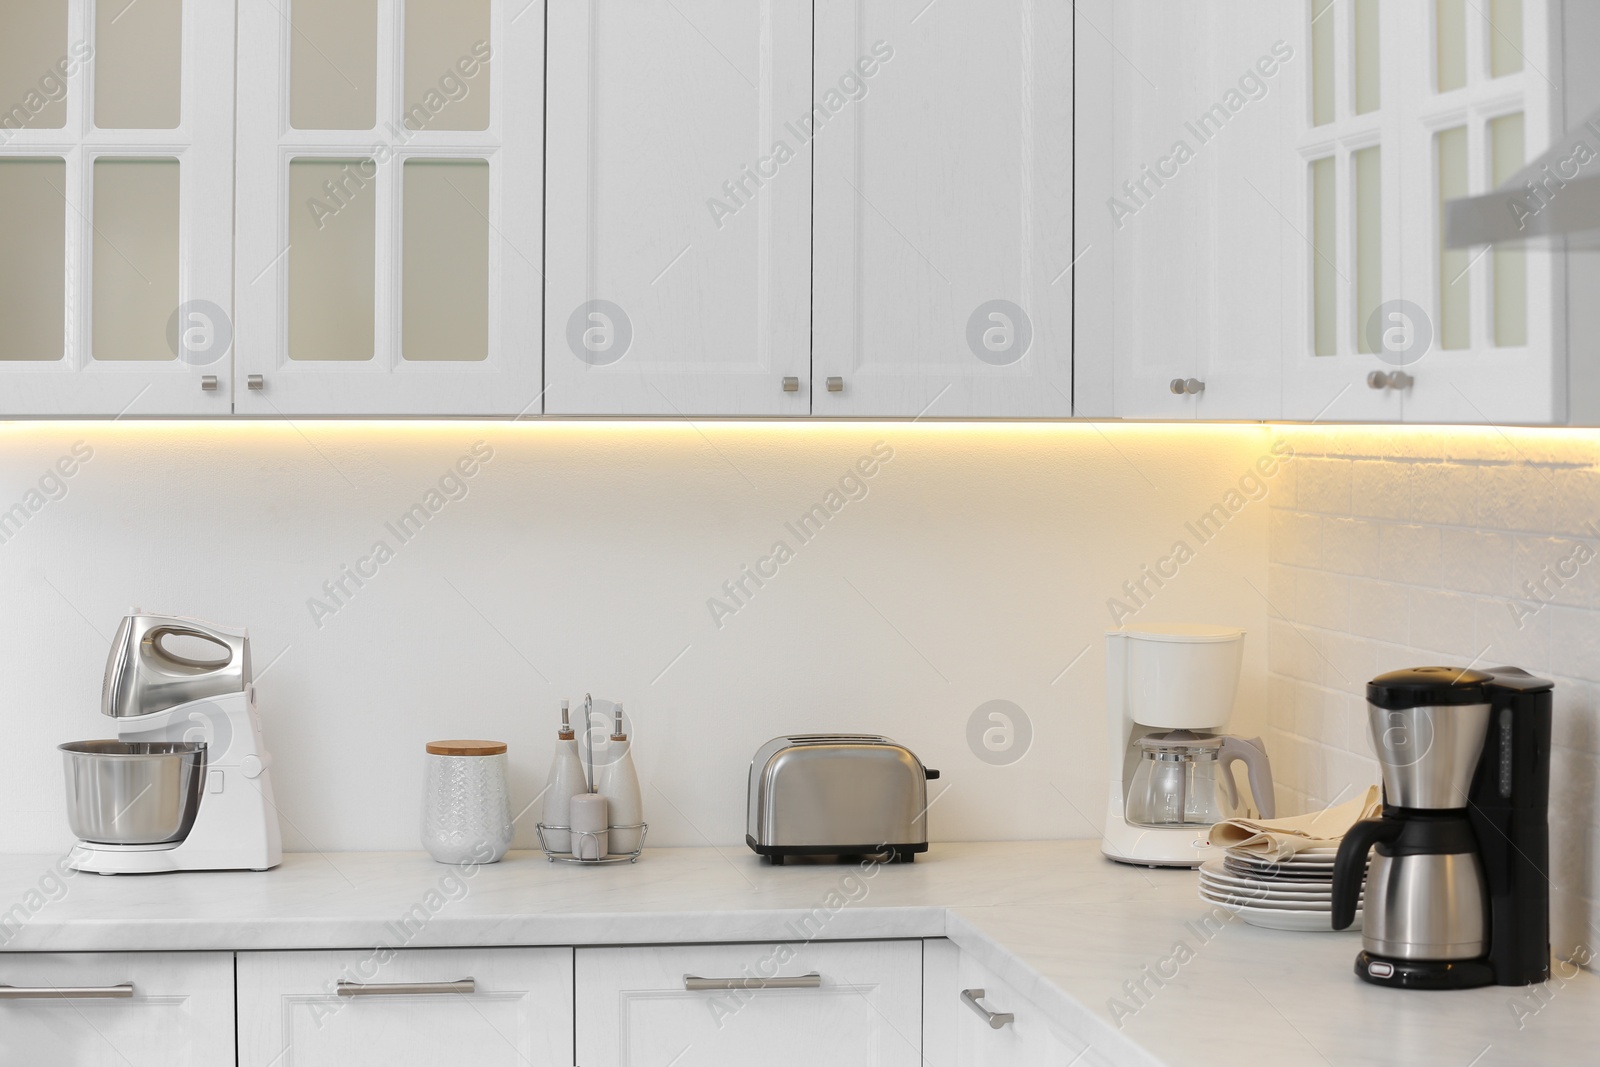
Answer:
683;972;822;991
335;979;475;997
0;983;134;1000
961;988;1015;1029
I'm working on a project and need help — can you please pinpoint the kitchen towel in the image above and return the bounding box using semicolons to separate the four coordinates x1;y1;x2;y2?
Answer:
1208;785;1382;860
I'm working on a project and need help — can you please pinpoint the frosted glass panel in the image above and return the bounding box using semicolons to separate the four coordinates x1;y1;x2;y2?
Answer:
0;2;68;130
1437;127;1469;350
1311;0;1334;126
0;159;66;361
289;160;375;361
1492;113;1526;347
93;160;179;362
1436;0;1466;92
1353;0;1380;114
291;0;378;130
402;160;488;361
1312;157;1336;356
1489;0;1523;78
95;0;182;129
1354;147;1381;355
404;0;491;131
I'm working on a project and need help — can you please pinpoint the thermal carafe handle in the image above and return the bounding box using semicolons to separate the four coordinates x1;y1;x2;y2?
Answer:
1218;736;1276;819
1332;817;1403;931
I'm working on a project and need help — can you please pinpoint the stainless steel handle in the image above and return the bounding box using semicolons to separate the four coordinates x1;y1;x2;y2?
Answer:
782;376;800;392
1170;378;1187;395
826;376;844;392
247;374;265;390
200;375;218;391
683;972;822;992
1367;369;1413;390
0;983;134;1000
960;988;1015;1029
335;979;475;997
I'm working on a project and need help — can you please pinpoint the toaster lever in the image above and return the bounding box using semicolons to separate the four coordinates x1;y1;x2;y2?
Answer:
925;768;940;779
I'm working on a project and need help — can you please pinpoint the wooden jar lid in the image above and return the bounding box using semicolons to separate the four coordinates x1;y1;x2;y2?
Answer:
426;739;507;756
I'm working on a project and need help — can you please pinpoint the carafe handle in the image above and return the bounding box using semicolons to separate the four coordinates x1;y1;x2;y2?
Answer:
1218;736;1276;819
1332;816;1403;931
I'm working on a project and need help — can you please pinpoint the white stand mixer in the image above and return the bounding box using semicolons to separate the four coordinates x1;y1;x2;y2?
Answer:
65;614;282;874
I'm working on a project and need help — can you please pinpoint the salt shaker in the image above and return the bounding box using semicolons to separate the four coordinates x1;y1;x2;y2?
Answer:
421;740;514;864
569;793;609;860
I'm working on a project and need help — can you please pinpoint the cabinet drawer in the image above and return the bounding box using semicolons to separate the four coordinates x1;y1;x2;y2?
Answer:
576;940;922;1067
237;947;572;1067
0;951;234;1066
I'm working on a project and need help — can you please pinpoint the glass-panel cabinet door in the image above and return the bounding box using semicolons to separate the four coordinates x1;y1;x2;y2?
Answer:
1284;0;1556;422
235;0;543;415
0;0;235;416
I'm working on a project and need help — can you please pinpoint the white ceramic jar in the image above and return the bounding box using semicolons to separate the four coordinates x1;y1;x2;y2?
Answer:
421;740;514;864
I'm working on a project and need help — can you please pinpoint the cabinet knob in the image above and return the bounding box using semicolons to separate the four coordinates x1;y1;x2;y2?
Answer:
1171;378;1205;395
1367;370;1413;391
200;375;218;391
826;376;844;392
247;374;265;391
782;376;800;392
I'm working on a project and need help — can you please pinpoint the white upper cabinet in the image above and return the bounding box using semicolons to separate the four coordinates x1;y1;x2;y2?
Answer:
1081;0;1580;425
813;0;1073;417
544;1;813;417
1075;0;1293;420
0;0;235;416
234;0;544;416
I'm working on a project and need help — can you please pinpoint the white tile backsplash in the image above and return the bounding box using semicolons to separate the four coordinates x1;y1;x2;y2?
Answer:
1271;427;1600;960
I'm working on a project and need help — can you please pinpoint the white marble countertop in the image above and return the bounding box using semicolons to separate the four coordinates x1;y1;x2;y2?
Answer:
1;840;1593;1067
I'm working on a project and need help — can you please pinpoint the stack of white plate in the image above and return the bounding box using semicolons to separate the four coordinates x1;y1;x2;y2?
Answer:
1196;848;1364;932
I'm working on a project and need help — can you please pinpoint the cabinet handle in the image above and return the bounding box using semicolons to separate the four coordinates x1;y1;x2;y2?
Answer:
335;979;475;997
1169;378;1205;395
826;376;844;392
683;972;822;991
960;988;1015;1030
782;376;800;392
247;374;265;390
0;983;134;999
1366;369;1413;390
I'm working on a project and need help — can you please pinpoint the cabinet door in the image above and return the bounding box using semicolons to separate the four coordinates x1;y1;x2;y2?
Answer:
544;1;813;416
1076;0;1292;421
0;0;234;415
236;947;573;1067
948;949;1107;1067
576;940;923;1067
0;951;234;1066
813;0;1073;417
234;0;543;415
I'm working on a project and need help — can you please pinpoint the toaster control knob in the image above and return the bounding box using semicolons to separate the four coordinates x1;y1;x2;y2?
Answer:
241;754;266;779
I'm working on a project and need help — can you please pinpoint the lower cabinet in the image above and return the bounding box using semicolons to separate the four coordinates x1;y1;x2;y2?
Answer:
0;951;234;1066
236;947;574;1067
924;939;1106;1067
575;940;924;1067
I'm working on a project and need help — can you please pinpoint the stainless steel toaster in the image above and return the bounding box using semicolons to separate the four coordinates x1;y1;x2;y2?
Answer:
745;734;939;864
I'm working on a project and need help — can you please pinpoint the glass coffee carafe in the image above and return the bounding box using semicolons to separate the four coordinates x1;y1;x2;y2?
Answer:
1125;730;1275;827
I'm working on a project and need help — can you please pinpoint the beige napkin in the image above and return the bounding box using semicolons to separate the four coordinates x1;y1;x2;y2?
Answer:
1208;786;1382;860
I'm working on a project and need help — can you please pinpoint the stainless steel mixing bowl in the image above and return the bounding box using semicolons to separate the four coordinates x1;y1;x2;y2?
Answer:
60;741;207;845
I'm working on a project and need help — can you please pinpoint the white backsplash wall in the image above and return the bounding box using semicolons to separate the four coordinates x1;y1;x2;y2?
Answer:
0;420;1274;857
1267;425;1600;960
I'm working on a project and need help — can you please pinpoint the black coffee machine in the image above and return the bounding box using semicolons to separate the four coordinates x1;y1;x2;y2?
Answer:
1332;666;1552;989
